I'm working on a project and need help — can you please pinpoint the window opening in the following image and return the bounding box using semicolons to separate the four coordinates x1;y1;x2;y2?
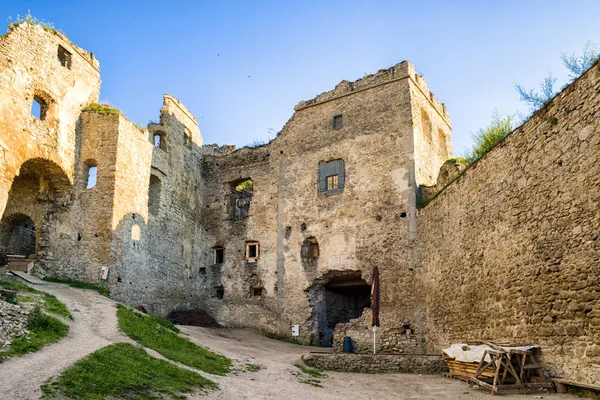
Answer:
31;96;48;120
231;179;253;220
83;159;98;189
215;286;224;299
252;287;264;297
318;159;345;196
57;45;72;69
148;175;161;216
184;128;192;148
246;241;259;261
153;131;167;150
301;237;319;268
214;247;224;264
332;114;343;129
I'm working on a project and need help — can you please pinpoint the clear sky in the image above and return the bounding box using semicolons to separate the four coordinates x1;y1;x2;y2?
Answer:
4;0;600;155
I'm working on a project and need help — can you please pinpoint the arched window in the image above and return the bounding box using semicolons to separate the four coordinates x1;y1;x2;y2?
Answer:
84;159;98;189
148;174;161;216
153;131;167;151
31;95;48;120
131;224;141;241
420;108;432;143
183;128;192;148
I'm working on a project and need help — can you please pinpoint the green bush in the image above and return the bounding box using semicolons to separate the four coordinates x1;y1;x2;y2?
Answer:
464;111;514;163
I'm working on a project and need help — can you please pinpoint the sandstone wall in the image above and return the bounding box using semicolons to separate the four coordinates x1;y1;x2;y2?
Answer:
199;63;448;350
418;62;600;384
108;96;206;316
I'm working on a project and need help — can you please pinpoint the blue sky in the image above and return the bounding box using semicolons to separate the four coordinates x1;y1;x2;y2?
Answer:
4;1;600;154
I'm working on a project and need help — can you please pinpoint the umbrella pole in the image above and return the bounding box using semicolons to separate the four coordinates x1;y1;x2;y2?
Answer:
373;325;377;354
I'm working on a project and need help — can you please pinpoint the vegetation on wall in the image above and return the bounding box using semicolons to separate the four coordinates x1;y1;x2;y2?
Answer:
463;111;515;164
9;11;58;33
82;103;121;115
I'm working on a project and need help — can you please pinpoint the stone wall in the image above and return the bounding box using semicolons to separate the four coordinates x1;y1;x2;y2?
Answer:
418;62;600;384
303;353;445;374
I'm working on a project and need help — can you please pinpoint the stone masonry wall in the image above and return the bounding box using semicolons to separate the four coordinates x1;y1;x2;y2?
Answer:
303;353;445;374
418;62;600;384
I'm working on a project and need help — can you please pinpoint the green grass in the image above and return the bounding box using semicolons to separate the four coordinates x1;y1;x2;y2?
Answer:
299;378;324;388
83;103;121;115
294;363;326;378
117;305;231;375
0;307;68;363
41;342;216;400
17;295;35;302
264;331;302;345
245;363;261;372
42;276;110;297
0;279;71;319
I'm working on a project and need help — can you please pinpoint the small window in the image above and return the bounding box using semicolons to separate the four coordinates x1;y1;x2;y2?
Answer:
318;159;345;196
199;267;206;275
231;179;253;220
31;96;48;120
148;175;161;216
246;241;259;261
332;114;343;129
153;131;167;150
214;247;224;264
252;287;263;297
184;128;192;148
215;286;224;299
131;224;141;241
57;45;72;69
84;159;98;189
326;175;339;191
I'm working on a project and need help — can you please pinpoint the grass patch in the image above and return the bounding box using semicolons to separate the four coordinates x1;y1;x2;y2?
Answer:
42;276;109;297
264;331;302;345
0;279;71;319
0;307;68;363
299;378;324;388
117;305;231;375
41;342;216;399
245;363;261;372
17;295;35;302
294;363;325;378
83;103;121;115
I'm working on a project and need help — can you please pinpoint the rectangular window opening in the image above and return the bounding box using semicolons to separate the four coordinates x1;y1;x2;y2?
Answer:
252;287;263;297
216;287;224;299
332;114;343;129
214;247;224;264
246;242;259;261
57;45;72;69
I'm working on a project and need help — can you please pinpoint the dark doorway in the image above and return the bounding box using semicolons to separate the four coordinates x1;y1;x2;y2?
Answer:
308;271;371;347
0;213;36;256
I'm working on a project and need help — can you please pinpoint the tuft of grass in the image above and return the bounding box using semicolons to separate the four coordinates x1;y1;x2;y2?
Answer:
294;363;325;378
83;103;121;115
299;378;324;388
117;305;231;375
464;111;514;164
448;157;469;164
42;276;109;297
245;363;261;372
17;295;35;303
40;342;216;399
10;11;58;33
0;279;39;293
42;293;72;319
0;306;68;363
264;331;302;345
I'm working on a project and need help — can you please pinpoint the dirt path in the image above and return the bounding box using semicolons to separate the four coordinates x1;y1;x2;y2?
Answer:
181;326;579;400
0;284;582;400
0;282;128;400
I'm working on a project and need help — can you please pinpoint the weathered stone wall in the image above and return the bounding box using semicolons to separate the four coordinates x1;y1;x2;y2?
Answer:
418;62;600;384
199;62;448;350
303;353;445;374
108;95;206;316
0;22;100;277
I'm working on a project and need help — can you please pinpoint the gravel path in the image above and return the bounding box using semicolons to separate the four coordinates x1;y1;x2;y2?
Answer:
181;327;580;400
0;282;128;400
0;283;582;400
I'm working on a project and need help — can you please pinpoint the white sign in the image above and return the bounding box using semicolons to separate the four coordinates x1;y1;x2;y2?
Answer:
291;324;300;337
100;267;109;280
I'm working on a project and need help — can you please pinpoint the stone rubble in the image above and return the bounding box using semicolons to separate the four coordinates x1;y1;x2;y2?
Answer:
0;299;29;348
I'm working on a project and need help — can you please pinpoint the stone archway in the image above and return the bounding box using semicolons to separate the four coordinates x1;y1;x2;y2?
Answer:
0;158;73;271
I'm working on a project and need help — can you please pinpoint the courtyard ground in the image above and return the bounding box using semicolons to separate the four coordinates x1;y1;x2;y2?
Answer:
0;282;581;400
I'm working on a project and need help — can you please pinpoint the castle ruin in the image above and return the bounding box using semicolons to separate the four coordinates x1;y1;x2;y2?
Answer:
1;22;598;386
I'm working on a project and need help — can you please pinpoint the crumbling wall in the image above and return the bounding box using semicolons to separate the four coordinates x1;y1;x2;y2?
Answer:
108;95;205;316
418;62;600;384
199;62;446;350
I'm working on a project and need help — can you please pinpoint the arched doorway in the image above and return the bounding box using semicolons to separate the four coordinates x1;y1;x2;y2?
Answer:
1;158;73;271
0;213;36;256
